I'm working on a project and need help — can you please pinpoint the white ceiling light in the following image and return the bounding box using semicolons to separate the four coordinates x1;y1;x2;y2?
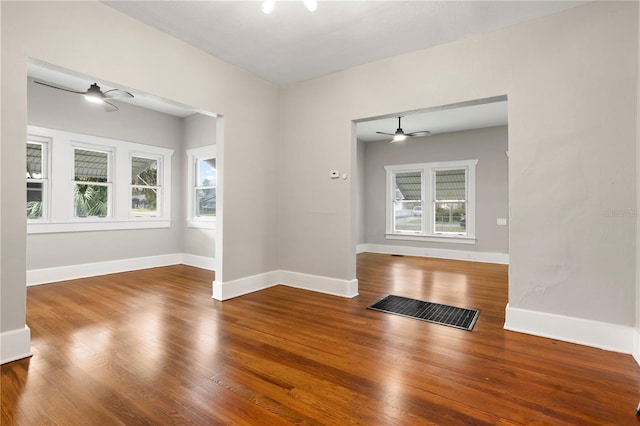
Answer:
84;84;106;104
392;134;407;143
262;0;317;14
303;0;317;12
261;0;275;14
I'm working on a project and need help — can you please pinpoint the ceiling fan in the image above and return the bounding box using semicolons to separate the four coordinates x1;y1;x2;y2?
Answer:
34;81;134;112
376;116;431;143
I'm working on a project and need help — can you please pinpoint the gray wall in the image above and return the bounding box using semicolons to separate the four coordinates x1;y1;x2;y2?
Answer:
360;126;508;254
27;77;185;270
280;1;637;326
357;139;366;245
183;113;216;259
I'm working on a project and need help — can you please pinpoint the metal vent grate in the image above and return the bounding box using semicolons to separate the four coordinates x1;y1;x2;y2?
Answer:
368;294;479;331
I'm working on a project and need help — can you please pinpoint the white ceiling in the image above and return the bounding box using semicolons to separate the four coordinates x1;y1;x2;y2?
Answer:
103;1;586;87
29;1;586;137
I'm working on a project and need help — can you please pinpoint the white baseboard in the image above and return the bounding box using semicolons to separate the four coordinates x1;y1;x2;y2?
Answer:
181;254;216;271
504;304;635;354
358;243;509;264
1;326;31;365
280;271;358;298
26;255;355;302
27;253;216;286
212;270;358;301
212;270;281;301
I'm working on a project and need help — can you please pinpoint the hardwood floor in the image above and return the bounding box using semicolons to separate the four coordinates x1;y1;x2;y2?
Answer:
2;253;639;425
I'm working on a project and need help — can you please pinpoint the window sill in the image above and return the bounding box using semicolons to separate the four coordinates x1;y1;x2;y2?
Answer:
27;219;171;234
385;233;476;245
187;220;216;230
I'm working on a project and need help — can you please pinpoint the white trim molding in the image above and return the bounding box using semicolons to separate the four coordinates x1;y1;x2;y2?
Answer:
181;254;216;271
26;253;216;286
26;126;174;234
505;304;635;354
186;145;217;228
212;270;359;301
280;271;358;298
1;326;32;365
358;243;509;265
213;271;281;301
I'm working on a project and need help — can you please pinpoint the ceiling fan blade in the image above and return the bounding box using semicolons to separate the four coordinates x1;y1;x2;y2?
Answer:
376;131;395;136
34;80;86;95
103;88;134;99
406;131;432;137
103;100;119;112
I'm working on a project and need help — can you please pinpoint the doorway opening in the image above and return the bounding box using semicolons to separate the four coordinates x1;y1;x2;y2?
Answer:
353;96;509;322
25;58;221;287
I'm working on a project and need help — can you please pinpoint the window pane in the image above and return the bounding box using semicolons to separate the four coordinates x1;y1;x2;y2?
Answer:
27;142;45;219
393;171;422;232
27;142;43;179
197;158;216;187
74;184;108;217
435;169;466;201
131;157;158;186
131;187;158;217
27;182;43;219
75;148;108;182
435;202;466;233
196;188;216;217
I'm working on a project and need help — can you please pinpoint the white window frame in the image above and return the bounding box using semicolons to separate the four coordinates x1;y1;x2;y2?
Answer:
71;144;113;219
384;159;478;244
26;125;173;234
186;145;217;229
130;153;163;219
26;135;51;222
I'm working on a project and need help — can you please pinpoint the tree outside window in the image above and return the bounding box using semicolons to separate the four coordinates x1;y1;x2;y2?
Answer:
74;148;110;218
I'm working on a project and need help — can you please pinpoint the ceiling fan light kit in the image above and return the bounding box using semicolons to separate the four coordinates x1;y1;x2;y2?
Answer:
376;116;431;143
262;0;317;14
84;83;105;104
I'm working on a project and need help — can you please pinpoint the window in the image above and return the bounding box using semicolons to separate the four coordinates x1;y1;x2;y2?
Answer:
392;170;422;233
73;147;111;218
385;159;477;244
26;125;173;234
26;136;50;220
433;168;466;234
131;156;160;217
186;145;217;228
195;157;216;218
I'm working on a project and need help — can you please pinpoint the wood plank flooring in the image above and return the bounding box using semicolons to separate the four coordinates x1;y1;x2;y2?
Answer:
2;253;640;425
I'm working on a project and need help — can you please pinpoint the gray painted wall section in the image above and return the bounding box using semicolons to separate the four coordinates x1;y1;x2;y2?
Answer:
183;113;216;259
26;77;184;270
356;139;366;245
360;126;508;253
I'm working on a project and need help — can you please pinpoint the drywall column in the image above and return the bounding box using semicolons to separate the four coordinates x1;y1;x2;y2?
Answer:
0;8;31;363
